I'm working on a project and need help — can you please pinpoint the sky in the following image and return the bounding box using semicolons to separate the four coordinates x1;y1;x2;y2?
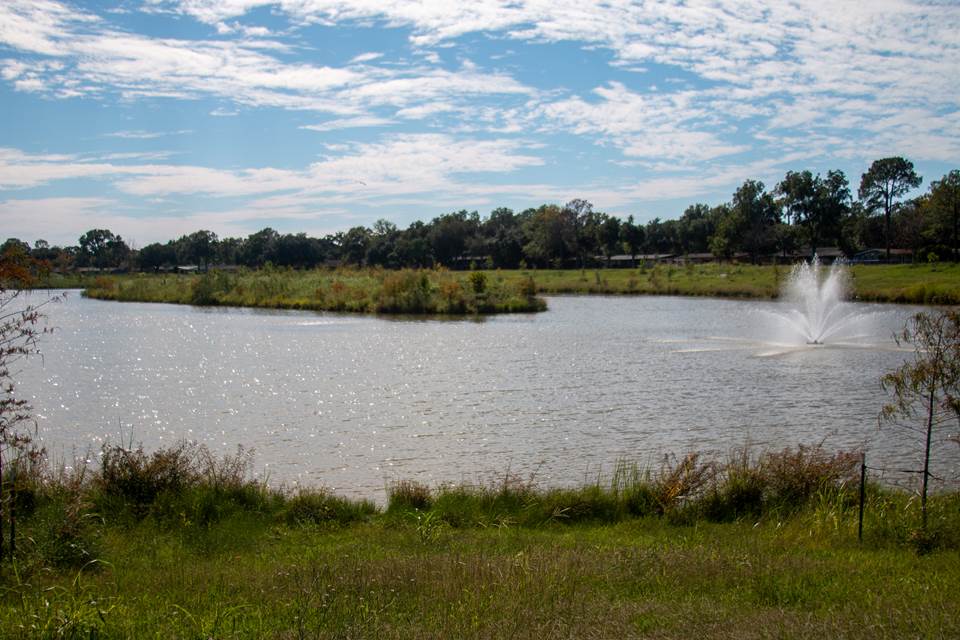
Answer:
0;0;958;248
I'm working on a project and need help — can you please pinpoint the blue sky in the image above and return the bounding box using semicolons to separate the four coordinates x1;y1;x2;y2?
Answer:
1;0;958;247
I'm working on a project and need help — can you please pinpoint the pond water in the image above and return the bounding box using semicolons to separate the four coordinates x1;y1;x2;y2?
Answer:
16;291;959;500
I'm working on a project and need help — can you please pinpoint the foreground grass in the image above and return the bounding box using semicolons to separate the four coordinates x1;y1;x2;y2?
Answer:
2;443;958;638
4;517;958;639
82;262;960;314
83;267;544;315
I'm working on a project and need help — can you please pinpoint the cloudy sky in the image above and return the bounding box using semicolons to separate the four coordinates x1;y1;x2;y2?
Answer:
1;0;958;247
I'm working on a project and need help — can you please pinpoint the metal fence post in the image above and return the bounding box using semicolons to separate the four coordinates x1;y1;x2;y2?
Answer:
858;453;866;543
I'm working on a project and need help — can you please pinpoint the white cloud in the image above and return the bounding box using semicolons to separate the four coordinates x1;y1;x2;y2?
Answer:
139;0;960;165
349;52;382;63
0;0;535;121
105;129;192;139
0;135;543;203
300;116;394;131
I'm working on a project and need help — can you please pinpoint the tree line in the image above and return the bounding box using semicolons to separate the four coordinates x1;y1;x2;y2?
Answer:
4;157;959;271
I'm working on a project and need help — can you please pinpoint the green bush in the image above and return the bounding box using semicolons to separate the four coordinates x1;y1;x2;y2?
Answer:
387;479;432;512
281;490;377;526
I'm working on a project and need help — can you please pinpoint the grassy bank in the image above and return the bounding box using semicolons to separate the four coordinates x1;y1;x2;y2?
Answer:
83;267;544;315
81;262;960;314
505;262;960;304
1;442;958;638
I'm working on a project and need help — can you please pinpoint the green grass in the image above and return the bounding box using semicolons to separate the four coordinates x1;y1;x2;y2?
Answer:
81;263;960;315
82;266;544;315
496;262;960;304
2;442;958;638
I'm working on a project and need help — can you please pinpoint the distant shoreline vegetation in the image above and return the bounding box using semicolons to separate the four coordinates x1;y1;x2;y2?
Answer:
83;267;546;315
79;262;960;313
5;160;959;282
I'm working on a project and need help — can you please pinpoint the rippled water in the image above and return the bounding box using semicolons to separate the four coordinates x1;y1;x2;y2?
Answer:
15;290;958;499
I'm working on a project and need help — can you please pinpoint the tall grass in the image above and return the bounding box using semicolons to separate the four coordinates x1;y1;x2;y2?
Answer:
83;267;547;315
2;441;959;638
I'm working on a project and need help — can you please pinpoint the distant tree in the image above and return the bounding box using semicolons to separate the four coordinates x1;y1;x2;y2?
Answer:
394;221;433;267
365;219;401;268
677;204;714;254
523;204;576;267
893;197;931;262
272;233;324;268
183;230;218;271
216;237;243;266
644;218;669;254
597;214;622;262
77;229;113;268
29;239;58;263
78;229;130;269
0;239;30;257
619;215;644;265
772;222;801;258
429;211;479;267
564;199;605;266
859;157;922;260
708;204;739;260
138;242;177;272
481;208;526;268
928;170;960;261
881;310;960;538
732;180;780;264
238;228;279;267
339;226;371;267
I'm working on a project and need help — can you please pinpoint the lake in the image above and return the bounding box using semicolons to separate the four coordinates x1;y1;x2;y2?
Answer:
16;291;959;500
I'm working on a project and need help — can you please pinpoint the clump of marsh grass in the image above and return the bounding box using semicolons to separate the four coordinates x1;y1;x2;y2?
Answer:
386;479;432;512
282;490;377;527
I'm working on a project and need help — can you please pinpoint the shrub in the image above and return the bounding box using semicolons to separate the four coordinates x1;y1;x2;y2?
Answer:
282;490;377;526
96;442;199;515
387;479;432;512
469;271;487;294
653;453;717;513
378;270;433;313
760;445;859;512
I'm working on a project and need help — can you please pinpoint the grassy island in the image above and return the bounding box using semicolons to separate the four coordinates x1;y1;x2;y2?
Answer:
80;262;960;314
1;443;958;638
83;267;545;315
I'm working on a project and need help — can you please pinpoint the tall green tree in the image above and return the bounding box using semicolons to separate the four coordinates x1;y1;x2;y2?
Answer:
677;204;714;254
928;170;960;261
523;204;576;267
619;215;644;265
732;180;779;264
78;229;129;269
597;214;622;262
181;230;218;271
859;157;922;260
777;170;849;258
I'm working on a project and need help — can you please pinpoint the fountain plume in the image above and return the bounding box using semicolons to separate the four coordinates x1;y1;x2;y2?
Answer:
760;256;875;347
782;257;850;344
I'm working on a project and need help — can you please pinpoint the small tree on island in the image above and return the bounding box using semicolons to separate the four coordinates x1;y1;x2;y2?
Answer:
0;245;58;562
880;310;960;537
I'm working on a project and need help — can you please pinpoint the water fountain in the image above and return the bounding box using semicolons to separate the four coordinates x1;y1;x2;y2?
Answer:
767;256;864;346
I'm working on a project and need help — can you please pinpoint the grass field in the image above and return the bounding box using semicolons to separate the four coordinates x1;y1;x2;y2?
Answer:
499;262;960;304
1;443;958;639
79;262;960;315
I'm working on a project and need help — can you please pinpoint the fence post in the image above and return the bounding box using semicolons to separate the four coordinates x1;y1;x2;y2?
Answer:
858;453;867;543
